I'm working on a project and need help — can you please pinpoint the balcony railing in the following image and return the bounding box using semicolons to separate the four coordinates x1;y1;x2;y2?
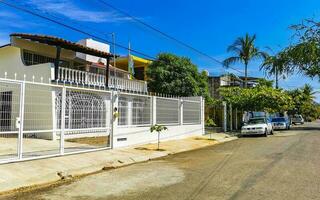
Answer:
57;67;148;93
58;67;105;86
109;77;148;93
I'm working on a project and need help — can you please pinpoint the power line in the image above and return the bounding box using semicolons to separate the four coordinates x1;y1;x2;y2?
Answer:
95;0;244;74
96;0;221;63
0;0;158;60
0;0;243;75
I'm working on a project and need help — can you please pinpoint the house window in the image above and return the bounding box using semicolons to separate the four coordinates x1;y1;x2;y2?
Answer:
0;91;12;131
134;67;145;80
22;50;69;68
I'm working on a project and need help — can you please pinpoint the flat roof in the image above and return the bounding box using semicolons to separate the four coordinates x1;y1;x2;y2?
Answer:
10;33;118;59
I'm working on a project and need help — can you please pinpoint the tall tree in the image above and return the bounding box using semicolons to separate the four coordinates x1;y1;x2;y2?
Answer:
147;53;211;100
281;19;320;80
223;33;268;88
286;84;319;121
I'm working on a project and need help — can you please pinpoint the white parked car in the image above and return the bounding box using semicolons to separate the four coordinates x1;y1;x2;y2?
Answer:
291;115;304;125
271;117;291;130
241;117;273;137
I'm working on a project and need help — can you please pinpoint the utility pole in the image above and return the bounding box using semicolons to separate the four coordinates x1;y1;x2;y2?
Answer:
112;33;116;68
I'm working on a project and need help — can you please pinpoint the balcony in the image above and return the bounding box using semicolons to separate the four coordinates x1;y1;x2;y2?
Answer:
57;67;148;93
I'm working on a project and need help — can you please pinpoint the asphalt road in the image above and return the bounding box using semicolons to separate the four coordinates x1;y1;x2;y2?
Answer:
3;122;320;200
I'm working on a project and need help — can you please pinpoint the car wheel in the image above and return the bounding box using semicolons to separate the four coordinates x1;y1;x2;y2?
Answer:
264;129;268;137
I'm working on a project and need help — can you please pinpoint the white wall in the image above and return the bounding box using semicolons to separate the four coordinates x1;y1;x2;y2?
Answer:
0;46;54;82
76;38;110;65
112;95;205;148
0;46;54;139
113;124;203;148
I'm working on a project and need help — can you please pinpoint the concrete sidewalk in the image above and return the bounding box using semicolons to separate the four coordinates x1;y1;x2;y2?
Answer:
0;133;237;194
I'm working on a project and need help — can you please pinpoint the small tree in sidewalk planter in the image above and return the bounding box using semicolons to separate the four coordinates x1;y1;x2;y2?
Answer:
150;124;168;150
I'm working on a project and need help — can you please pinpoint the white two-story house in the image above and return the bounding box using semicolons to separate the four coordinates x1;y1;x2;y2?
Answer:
0;33;148;140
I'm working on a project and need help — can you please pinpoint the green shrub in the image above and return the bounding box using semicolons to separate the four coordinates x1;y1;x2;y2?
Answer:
205;118;216;127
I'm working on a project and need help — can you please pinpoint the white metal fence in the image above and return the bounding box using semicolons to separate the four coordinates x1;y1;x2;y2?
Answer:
0;78;203;164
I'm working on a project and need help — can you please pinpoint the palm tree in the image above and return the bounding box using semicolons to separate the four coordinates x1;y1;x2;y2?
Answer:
260;53;288;89
223;33;268;88
301;84;315;102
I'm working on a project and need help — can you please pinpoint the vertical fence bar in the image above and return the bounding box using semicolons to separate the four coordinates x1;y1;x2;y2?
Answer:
18;81;25;160
60;86;66;155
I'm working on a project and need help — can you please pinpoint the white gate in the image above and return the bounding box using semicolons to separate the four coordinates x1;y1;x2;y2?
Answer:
0;79;23;161
0;79;112;163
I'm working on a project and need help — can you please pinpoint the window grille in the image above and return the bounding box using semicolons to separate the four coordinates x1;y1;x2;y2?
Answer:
0;91;13;132
23;50;69;67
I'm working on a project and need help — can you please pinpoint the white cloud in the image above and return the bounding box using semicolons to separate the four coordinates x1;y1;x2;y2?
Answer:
27;0;132;23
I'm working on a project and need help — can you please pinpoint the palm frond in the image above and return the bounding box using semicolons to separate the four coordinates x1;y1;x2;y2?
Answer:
223;56;242;67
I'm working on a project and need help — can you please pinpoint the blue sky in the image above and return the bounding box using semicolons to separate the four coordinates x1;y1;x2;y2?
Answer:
1;0;320;100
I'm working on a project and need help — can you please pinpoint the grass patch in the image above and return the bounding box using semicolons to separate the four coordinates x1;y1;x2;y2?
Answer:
135;147;166;151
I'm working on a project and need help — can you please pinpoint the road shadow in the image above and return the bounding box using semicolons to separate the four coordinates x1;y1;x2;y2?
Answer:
239;135;267;138
289;125;320;131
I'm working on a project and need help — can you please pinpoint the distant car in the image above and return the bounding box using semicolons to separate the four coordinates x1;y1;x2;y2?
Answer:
271;117;290;130
241;117;273;137
291;115;304;125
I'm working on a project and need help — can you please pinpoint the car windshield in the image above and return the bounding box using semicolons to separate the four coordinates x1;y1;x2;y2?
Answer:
271;118;286;122
248;118;266;125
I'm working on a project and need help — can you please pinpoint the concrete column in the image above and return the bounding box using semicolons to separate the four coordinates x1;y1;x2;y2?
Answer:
128;100;132;126
223;101;227;132
152;96;157;125
111;91;119;149
201;97;205;135
179;99;184;126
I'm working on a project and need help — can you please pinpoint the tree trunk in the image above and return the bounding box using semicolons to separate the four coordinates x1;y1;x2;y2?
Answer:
244;63;248;88
157;132;160;150
275;66;279;89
